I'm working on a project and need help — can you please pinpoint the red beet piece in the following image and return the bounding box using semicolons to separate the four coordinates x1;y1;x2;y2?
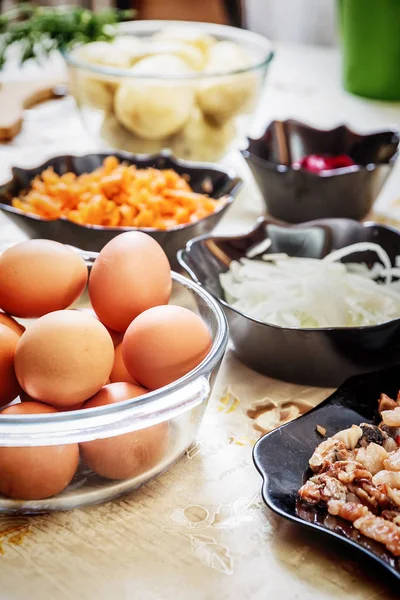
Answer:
294;154;356;173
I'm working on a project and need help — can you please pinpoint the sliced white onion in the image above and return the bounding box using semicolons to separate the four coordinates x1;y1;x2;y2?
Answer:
219;242;400;328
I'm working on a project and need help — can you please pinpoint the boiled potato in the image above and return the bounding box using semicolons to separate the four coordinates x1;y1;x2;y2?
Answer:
152;27;217;58
114;55;195;140
112;36;145;60
128;41;205;70
74;41;132;67
100;113;166;156
72;73;117;112
170;107;236;162
72;41;132;111
197;41;259;124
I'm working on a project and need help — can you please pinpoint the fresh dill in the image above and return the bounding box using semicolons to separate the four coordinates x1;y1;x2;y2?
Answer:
0;4;135;69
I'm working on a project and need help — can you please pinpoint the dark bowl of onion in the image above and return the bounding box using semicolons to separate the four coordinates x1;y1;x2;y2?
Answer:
178;217;400;387
241;120;399;223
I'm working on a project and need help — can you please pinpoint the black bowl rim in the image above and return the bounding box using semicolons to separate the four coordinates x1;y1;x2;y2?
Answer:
252;366;400;581
241;119;400;177
0;149;243;234
177;216;400;333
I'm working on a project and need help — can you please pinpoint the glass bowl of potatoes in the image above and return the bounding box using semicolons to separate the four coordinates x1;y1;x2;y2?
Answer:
65;20;274;162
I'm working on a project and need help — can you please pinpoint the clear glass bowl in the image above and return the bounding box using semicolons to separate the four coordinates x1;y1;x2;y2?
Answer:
0;250;228;514
65;20;274;162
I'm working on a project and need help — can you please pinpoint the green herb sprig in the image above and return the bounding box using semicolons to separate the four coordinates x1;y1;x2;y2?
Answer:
0;4;136;69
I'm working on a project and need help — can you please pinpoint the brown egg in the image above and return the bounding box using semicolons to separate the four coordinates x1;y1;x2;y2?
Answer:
19;390;83;412
0;325;21;407
89;232;172;332
15;310;114;408
122;305;212;390
0;312;25;337
80;382;169;479
0;240;88;318
0;402;79;500
73;307;123;347
110;343;136;384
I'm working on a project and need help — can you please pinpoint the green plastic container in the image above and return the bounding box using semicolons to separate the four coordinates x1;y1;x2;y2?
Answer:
338;0;400;101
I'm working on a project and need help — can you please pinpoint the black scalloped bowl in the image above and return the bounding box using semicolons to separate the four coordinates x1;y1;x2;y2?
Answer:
178;217;400;387
242;120;399;223
253;365;400;580
0;150;242;268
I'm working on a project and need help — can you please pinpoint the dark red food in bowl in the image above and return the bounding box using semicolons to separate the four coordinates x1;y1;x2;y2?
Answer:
294;153;356;173
242;120;399;223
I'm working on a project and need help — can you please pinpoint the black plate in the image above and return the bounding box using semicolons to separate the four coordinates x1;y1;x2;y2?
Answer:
253;365;400;580
178;217;400;387
0;150;242;269
242;120;399;223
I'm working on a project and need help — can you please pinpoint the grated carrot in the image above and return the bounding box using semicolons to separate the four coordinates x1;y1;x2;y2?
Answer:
12;156;227;230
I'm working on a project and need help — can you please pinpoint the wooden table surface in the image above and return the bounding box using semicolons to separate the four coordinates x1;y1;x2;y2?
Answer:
0;42;400;600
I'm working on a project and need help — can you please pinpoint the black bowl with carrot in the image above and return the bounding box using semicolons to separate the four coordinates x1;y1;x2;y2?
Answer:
0;150;242;268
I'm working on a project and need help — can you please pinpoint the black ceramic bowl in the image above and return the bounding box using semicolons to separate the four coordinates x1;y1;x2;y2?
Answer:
0;150;242;269
253;365;400;580
178;217;400;387
241;120;399;223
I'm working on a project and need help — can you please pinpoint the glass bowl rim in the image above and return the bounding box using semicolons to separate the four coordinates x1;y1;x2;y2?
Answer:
0;268;228;435
64;20;274;81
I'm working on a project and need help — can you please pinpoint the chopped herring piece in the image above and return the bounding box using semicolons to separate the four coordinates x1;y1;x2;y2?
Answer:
358;423;387;447
327;500;369;521
332;424;362;449
385;487;400;509
383;436;398;453
384;448;400;472
346;483;387;512
328;501;400;556
353;513;400;556
324;460;372;484
316;424;326;437
378;393;398;414
381;406;400;427
299;474;347;505
354;443;388;475
372;470;400;489
309;438;349;472
381;510;400;522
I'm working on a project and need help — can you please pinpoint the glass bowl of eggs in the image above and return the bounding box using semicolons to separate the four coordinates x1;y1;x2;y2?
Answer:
0;233;228;513
65;20;274;162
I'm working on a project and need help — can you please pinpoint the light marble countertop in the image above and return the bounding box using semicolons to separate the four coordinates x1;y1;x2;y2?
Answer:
0;42;399;600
